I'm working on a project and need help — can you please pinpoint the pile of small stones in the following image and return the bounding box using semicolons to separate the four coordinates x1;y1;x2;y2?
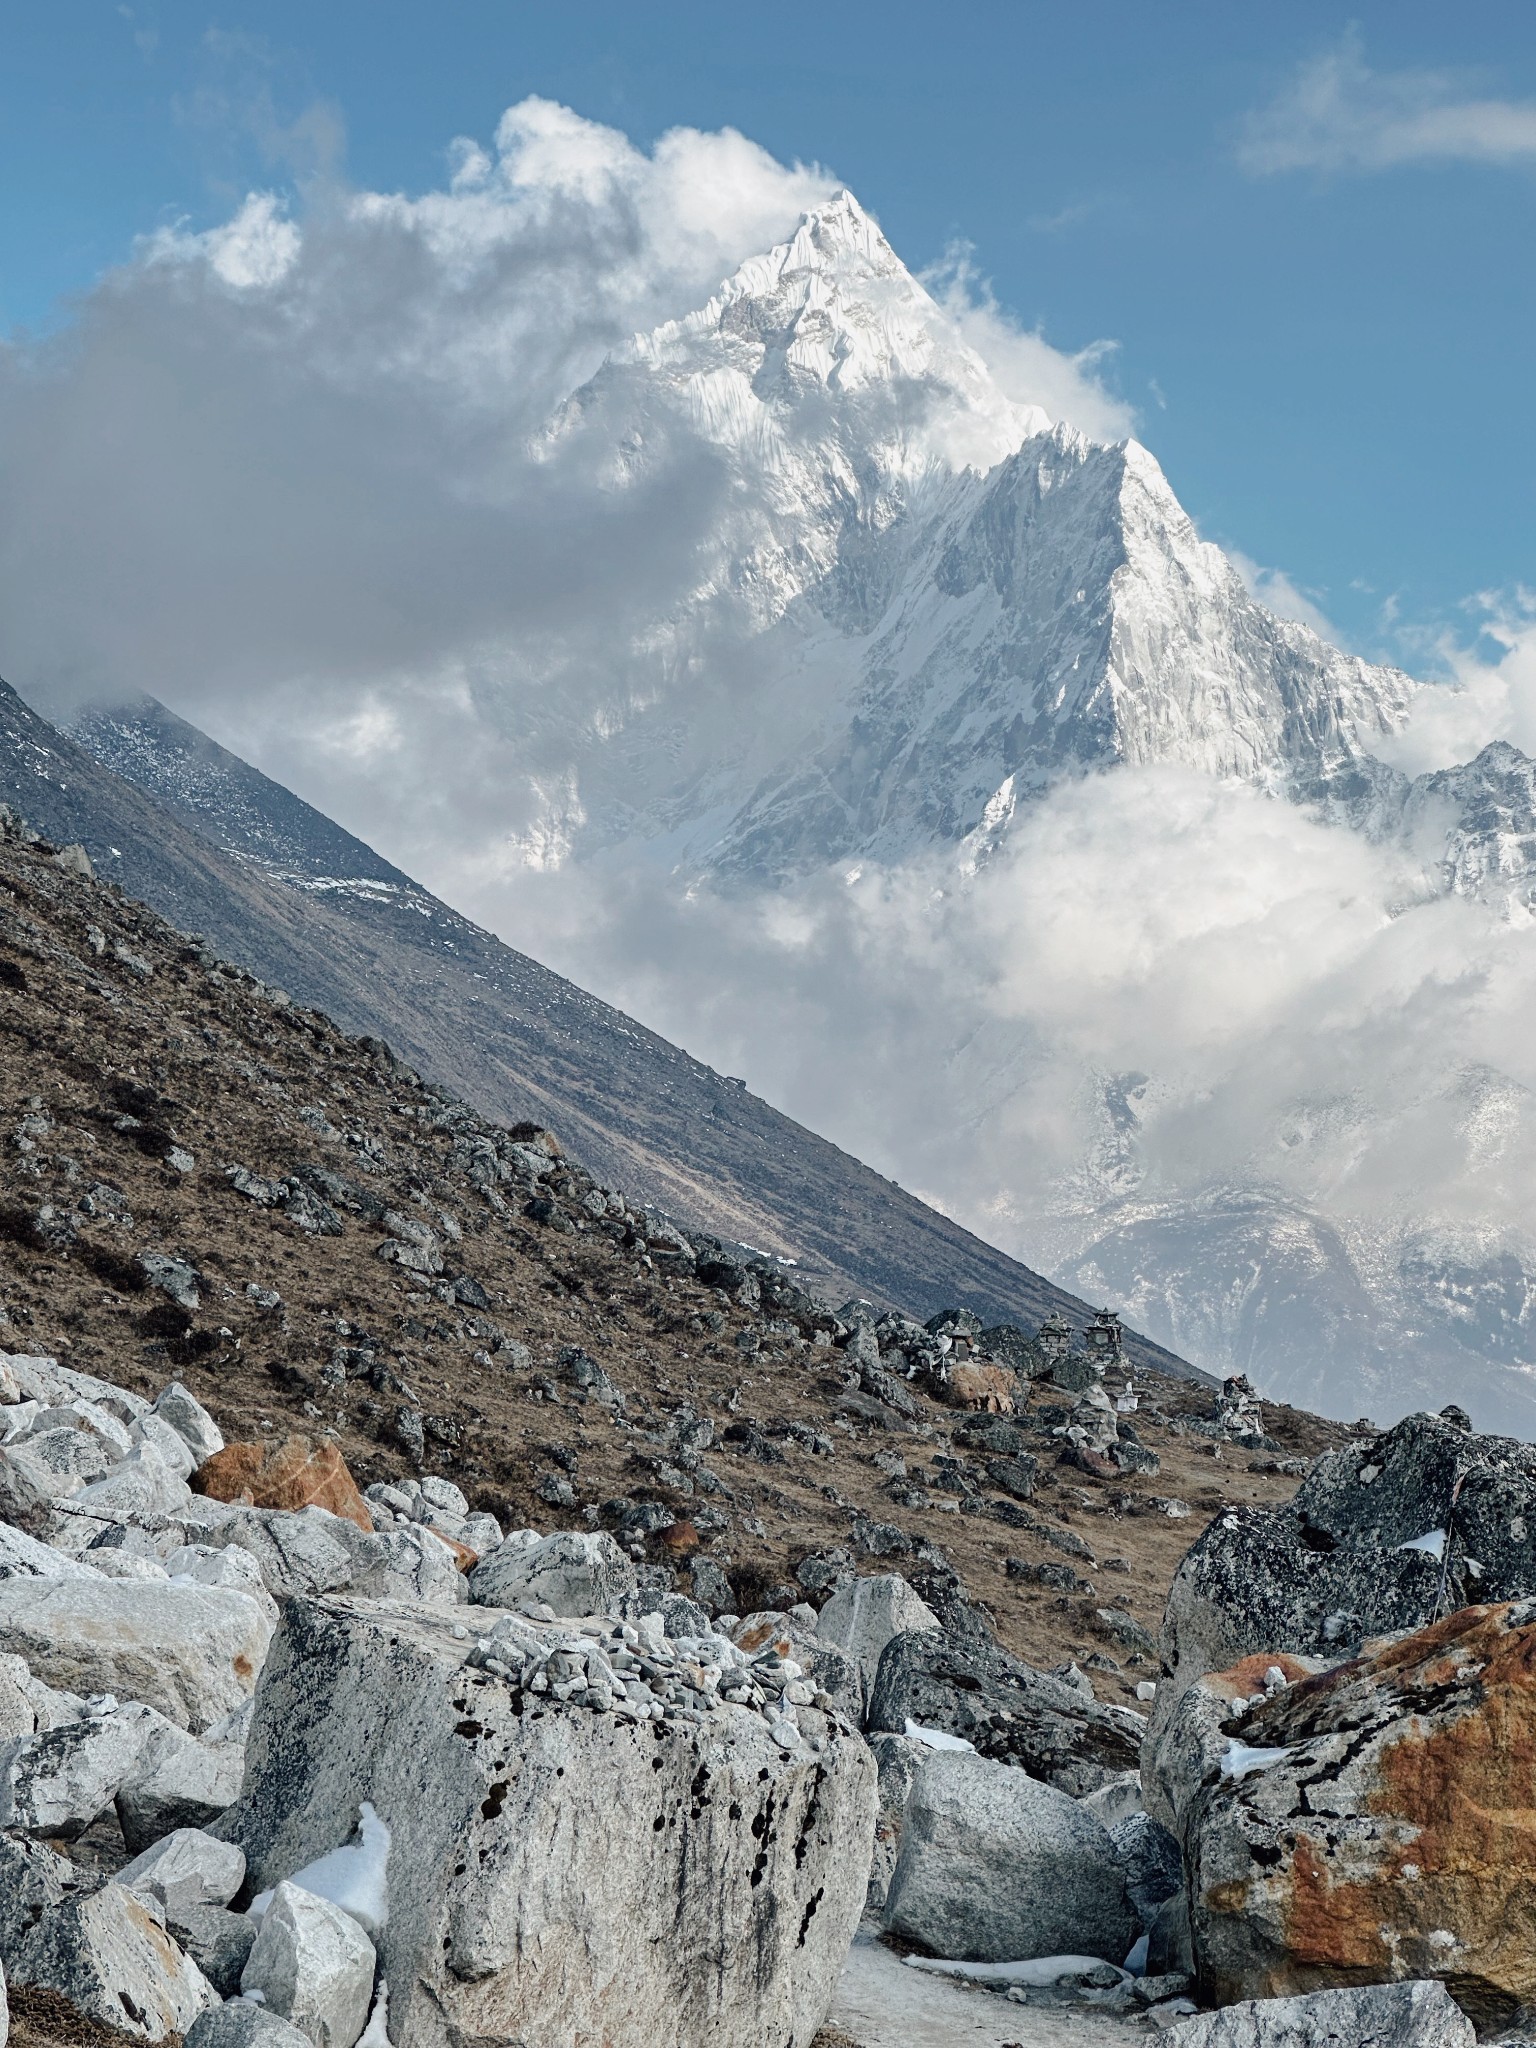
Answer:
456;1612;831;1749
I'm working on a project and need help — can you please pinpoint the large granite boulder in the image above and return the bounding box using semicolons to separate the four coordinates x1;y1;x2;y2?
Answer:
866;1628;1143;1796
882;1749;1137;1965
1159;1599;1536;2034
223;1596;876;2048
1161;1409;1536;1700
4;1882;216;2042
469;1529;635;1616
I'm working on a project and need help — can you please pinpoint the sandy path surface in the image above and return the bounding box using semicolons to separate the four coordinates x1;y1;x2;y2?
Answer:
826;1936;1146;2047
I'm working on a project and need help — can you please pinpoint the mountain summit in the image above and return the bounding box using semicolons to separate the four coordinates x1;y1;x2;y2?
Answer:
58;190;1536;1431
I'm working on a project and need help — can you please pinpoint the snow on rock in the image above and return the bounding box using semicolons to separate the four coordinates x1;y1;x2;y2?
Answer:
905;1952;1128;1989
904;1718;975;1752
282;1805;391;1938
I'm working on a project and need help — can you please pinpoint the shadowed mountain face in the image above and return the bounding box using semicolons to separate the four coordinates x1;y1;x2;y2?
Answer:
0;677;1203;1379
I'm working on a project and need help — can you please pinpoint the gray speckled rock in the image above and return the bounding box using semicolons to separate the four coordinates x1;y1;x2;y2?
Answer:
1166;1979;1474;2045
882;1748;1138;1965
184;1998;312;2048
0;1699;166;1837
224;1595;875;2048
119;1830;246;1921
0;1579;271;1732
815;1574;939;1710
1161;1410;1536;1703
866;1627;1144;1795
166;1907;258;1999
116;1714;245;1853
5;1881;216;2041
469;1528;635;1616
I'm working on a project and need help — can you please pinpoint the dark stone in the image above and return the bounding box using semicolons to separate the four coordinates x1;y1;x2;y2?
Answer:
524;1196;576;1234
170;1903;258;1997
924;1307;984;1339
452;1274;492;1311
984;1454;1038;1501
1166;1408;1536;1682
866;1630;1143;1795
953;1415;1033;1458
977;1324;1037;1373
1108;1812;1183;1931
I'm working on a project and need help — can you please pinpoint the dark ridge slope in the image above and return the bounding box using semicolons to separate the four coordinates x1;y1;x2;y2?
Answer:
0;677;1205;1378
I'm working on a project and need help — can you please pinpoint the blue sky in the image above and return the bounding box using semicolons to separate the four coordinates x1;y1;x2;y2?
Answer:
2;0;1532;661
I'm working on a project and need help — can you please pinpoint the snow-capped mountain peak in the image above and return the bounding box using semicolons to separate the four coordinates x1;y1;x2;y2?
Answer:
619;187;1047;484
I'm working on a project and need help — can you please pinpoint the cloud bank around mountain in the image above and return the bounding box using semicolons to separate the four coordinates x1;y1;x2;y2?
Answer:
4;96;1536;1421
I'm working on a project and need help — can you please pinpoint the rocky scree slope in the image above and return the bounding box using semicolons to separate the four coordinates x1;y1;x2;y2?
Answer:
0;807;1342;1699
0;674;1198;1381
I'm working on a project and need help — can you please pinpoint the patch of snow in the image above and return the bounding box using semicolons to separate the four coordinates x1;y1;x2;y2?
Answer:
1397;1528;1447;1559
1219;1737;1293;1781
285;1801;392;1935
356;1980;390;2048
906;1954;1127;1988
904;1719;976;1752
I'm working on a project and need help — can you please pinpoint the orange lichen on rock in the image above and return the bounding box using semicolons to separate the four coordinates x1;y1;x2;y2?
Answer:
194;1434;373;1533
1205;1651;1318;1701
1194;1600;1536;2027
945;1363;1015;1413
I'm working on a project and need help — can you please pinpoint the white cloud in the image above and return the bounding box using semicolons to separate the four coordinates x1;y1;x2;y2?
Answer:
1228;549;1339;640
146;192;302;290
923;243;1135;443
1376;591;1536;775
1239;31;1536;175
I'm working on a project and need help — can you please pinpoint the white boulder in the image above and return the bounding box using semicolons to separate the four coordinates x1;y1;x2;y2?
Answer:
241;1882;377;2048
814;1573;940;1706
64;1441;195;1531
119;1830;247;1922
116;1714;246;1853
2;1353;149;1422
0;1578;272;1731
0;1698;166;1837
0;1521;103;1581
185;2003;312;2048
1167;1980;1474;2045
6;1881;216;2041
130;1413;198;1482
150;1385;224;1468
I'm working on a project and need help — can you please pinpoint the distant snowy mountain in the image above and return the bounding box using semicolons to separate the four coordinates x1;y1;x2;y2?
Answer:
72;188;1536;1430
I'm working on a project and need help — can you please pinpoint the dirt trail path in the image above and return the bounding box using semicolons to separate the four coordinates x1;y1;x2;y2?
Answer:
826;1936;1146;2047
